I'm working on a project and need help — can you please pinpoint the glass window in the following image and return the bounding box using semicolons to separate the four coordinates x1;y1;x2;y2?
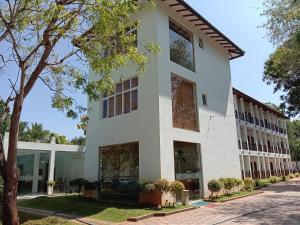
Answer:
202;94;207;106
109;97;114;118
102;99;108;118
116;94;122;116
124;92;130;114
131;90;138;111
102;77;138;119
169;20;195;71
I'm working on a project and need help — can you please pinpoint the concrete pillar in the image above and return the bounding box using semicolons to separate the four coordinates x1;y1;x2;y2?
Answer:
267;157;271;178
254;105;260;122
263;132;268;152
248;155;252;178
241;154;245;179
48;150;56;182
274;157;279;176
240;98;245;121
257;156;262;179
258;130;263;151
32;152;40;193
253;129;258;151
233;94;238;117
242;125;249;150
249;102;255;122
263;156;267;178
237;125;242;149
260;108;265;126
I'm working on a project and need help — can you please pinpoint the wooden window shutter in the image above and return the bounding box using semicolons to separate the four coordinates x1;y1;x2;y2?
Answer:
171;75;198;131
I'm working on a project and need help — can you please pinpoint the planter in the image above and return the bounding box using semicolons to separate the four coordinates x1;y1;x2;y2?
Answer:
84;189;97;199
47;186;54;196
139;190;162;207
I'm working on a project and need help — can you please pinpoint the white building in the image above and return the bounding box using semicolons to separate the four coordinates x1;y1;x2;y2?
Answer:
3;133;85;194
85;0;245;198
233;88;292;179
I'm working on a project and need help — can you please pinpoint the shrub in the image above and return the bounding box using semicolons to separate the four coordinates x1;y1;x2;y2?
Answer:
288;173;295;179
269;176;277;184
169;181;185;202
218;177;225;188
233;178;243;191
208;179;222;199
254;179;263;189
295;172;300;178
244;177;254;191
141;181;156;193
47;180;55;187
69;178;88;192
154;179;169;195
282;176;288;181
223;178;235;194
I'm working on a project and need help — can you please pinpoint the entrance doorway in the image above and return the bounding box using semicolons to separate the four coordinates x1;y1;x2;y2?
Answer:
174;141;202;199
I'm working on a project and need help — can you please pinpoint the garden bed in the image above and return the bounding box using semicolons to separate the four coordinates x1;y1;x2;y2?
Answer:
205;190;263;203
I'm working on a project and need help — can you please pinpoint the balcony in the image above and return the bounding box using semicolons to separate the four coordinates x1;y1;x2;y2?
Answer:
255;118;260;126
239;112;245;121
263;145;268;152
257;144;262;151
248;143;257;151
242;141;248;150
245;114;254;124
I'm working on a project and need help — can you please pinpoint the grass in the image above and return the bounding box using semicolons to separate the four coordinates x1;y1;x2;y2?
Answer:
18;196;187;223
0;209;75;225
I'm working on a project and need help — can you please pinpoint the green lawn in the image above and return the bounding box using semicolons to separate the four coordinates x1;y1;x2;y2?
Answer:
18;196;186;223
214;190;261;202
0;209;75;225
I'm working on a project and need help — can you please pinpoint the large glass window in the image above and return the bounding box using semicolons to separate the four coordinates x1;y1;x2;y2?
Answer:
169;20;195;71
102;77;138;119
171;75;199;131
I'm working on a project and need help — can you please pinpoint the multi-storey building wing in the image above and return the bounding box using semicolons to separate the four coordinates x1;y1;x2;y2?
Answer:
233;88;292;180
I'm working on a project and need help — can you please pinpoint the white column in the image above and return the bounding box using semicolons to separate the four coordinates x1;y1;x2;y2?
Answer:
248;155;252;178
255;105;260;123
260;108;265;127
267;157;271;177
237;125;242;149
249;102;255;123
240;98;245;121
274;157;279;176
233;94;238;118
253;129;258;151
257;156;262;179
263;156;267;178
32;152;40;193
241;154;245;179
48;150;56;181
242;125;249;150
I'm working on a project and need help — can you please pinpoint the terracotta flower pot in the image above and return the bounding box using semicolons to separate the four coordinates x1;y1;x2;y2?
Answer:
139;190;162;206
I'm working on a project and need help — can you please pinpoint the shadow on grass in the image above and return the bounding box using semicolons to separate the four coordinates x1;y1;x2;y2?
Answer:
17;196;180;223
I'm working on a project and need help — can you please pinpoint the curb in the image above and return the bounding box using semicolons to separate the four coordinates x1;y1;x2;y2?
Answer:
127;206;196;222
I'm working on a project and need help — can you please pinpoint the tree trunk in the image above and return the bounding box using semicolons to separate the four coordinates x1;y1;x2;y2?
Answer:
2;94;23;225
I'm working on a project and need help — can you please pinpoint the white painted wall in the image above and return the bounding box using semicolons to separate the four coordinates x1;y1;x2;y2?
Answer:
85;2;242;197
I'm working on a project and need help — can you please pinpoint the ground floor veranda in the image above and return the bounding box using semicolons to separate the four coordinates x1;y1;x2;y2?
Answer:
240;154;294;180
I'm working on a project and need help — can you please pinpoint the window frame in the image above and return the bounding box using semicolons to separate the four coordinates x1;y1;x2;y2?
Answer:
101;77;139;119
169;18;195;72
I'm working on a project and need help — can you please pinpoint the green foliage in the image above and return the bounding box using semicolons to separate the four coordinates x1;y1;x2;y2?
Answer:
140;181;156;193
169;181;185;197
254;179;263;189
269;176;278;183
218;177;225;188
223;178;235;193
154;179;169;195
244;178;254;191
47;180;56;187
71;136;86;146
287;120;300;160
207;179;222;198
69;178;87;193
0;99;10;136
262;0;300;117
288;173;295;179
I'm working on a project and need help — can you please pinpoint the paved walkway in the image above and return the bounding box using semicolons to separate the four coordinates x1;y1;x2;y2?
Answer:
124;178;300;225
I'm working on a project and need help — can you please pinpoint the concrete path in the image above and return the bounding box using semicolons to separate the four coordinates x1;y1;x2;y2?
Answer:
124;178;300;225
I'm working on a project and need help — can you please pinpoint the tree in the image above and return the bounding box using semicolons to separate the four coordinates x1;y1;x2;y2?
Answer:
0;1;158;224
261;0;300;117
71;136;86;145
287;120;300;161
0;99;10;135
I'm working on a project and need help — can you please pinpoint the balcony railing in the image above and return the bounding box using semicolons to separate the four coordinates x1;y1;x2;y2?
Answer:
255;118;259;126
239;112;245;121
248;143;257;151
242;141;248;150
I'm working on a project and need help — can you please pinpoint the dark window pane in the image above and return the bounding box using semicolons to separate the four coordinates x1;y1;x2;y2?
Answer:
116;83;122;93
109;97;115;117
131;90;138;111
169;20;195;71
102;99;108;118
124;92;130;114
202;94;207;106
116;94;122;115
131;77;138;88
123;80;130;91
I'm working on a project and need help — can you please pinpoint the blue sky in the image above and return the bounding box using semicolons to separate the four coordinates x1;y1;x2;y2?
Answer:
0;0;282;139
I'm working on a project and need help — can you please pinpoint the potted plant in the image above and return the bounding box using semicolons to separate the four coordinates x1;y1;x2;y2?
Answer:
83;181;98;199
47;180;55;196
139;181;162;207
169;181;185;205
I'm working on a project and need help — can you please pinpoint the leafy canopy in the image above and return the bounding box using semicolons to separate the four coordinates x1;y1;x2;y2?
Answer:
0;0;159;120
261;0;300;117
